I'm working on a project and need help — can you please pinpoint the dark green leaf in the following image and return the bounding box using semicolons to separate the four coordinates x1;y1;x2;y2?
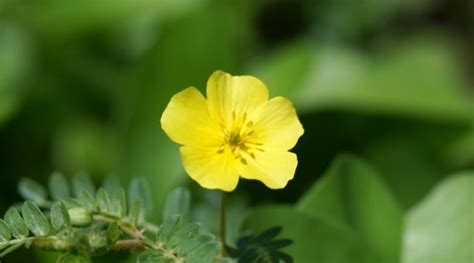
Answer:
402;173;474;263
244;206;379;263
106;223;121;243
50;202;70;230
0;219;12;242
72;172;95;197
48;172;71;201
298;155;403;262
4;207;28;238
18;178;48;205
163;187;191;221
21;201;50;236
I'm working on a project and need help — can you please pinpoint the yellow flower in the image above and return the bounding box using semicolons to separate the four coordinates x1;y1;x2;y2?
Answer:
161;70;304;191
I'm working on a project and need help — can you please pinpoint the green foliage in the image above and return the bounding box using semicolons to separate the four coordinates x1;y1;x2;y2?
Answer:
402;173;474;263
244;155;474;263
1;173;233;262
227;227;293;263
138;215;222;263
297;155;403;262
162;188;191;221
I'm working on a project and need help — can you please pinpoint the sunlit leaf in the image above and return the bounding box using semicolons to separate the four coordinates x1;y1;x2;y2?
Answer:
402;173;474;263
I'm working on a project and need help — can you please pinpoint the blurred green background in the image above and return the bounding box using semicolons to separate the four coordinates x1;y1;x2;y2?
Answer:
0;0;473;262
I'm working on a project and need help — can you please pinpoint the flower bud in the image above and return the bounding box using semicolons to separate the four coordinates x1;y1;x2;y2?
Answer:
68;207;92;226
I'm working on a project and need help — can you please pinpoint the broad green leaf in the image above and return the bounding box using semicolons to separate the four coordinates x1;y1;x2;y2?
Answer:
48;172;71;201
0;219;12;242
4;207;28;238
244;206;379;263
72;172;95;198
128;177;152;218
298;155;403;262
402;173;474;263
21;201;50;237
50;202;70;230
18;178;48;205
163;187;191;221
251;37;473;123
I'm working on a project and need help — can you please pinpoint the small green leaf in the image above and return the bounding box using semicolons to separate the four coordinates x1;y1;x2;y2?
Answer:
96;188;111;214
137;250;168;263
0;219;12;242
110;188;127;218
128;177;152;218
50;202;70;230
57;254;90;263
49;172;71;201
21;201;50;236
163;187;191;221
72;172;95;197
157;214;183;243
106;223;121;243
4;207;28;238
129;200;144;226
78;191;98;212
18;178;48;205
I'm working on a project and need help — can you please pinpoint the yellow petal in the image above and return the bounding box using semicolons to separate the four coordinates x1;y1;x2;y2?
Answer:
180;146;239;191
237;148;297;189
253;97;304;150
161;87;221;147
206;70;269;126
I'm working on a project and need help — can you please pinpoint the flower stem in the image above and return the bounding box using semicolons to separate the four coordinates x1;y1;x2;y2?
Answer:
219;191;228;256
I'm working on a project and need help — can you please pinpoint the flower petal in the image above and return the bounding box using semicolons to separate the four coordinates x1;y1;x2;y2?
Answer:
180;146;239;191
237;148;297;189
161;87;221;147
206;70;269;126
253;97;304;150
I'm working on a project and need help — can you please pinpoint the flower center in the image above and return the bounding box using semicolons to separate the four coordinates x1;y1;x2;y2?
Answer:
216;112;263;165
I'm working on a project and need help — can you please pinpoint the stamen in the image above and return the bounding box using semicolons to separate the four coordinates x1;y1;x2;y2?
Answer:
240;158;247;165
217;149;224;154
247;121;253;127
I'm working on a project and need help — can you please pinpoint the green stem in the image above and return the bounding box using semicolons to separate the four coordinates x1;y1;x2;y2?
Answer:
219;191;228;256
